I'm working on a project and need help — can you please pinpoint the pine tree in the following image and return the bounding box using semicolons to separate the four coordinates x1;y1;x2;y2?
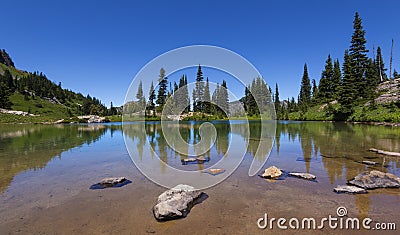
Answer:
375;46;388;82
393;69;399;78
318;54;334;102
311;79;318;103
332;59;342;99
156;68;168;111
193;65;204;112
220;80;229;116
0;81;12;109
299;63;311;111
274;83;280;117
3;69;14;92
148;82;156;116
136;80;145;112
339;50;357;113
365;58;380;100
349;12;369;98
203;77;211;113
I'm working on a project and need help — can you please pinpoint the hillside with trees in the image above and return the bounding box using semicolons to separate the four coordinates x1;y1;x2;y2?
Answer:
0;51;109;123
273;12;400;122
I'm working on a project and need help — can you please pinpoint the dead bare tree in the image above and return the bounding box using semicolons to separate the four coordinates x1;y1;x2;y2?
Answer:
390;39;394;80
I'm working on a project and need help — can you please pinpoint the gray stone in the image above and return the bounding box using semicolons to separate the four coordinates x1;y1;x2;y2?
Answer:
196;156;206;163
99;177;127;186
288;172;316;180
348;170;400;189
183;158;196;163
362;160;378;166
153;184;206;221
261;166;282;179
334;185;368;194
204;168;225;176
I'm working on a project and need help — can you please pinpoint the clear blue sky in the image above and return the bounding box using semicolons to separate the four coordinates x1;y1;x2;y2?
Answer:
1;0;399;106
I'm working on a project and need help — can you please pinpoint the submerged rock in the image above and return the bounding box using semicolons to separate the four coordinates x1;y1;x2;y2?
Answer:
90;177;131;189
153;184;207;221
288;172;316;180
362;160;378;166
261;166;282;179
204;168;225;176
348;170;400;189
181;158;197;165
334;185;368;194
196;156;206;164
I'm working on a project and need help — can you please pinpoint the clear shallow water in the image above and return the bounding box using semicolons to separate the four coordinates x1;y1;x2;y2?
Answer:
0;121;399;234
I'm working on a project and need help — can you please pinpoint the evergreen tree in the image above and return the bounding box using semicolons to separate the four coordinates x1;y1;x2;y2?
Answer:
318;54;334;102
148;82;156;116
219;80;229;116
375;46;388;82
393;69;399;78
156;68;168;111
180;75;190;113
0;81;12;109
349;12;369;97
174;81;179;93
136;80;145;110
311;79;318;103
203;77;211;113
3;69;14;92
299;63;311;111
274;83;280;117
332;59;342;99
339;50;357;113
193;65;204;112
365;58;380;100
244;85;258;116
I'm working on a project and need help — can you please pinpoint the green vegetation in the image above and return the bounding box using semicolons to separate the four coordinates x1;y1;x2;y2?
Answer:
274;12;400;122
0;49;114;123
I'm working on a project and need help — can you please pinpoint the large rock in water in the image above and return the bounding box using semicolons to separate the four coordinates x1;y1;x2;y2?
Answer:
153;184;206;221
348;170;400;189
261;166;282;179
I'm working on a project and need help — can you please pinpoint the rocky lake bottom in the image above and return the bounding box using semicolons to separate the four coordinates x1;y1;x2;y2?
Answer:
0;121;399;234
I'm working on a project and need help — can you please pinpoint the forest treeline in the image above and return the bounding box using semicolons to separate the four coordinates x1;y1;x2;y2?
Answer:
273;12;400;121
124;65;273;119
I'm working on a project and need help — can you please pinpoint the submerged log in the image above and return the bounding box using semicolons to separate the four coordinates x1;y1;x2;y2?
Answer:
369;148;400;157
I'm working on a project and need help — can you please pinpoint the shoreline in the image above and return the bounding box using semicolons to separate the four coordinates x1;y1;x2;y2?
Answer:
1;117;399;127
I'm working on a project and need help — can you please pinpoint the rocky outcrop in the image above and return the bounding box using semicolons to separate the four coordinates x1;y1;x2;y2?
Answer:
153;184;206;221
375;78;400;104
77;115;107;123
348;170;400;189
334;185;368;194
0;49;15;67
0;108;38;116
261;166;282;179
288;172;316;180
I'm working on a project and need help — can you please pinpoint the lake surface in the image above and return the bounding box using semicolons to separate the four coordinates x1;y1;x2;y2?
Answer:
0;121;399;234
